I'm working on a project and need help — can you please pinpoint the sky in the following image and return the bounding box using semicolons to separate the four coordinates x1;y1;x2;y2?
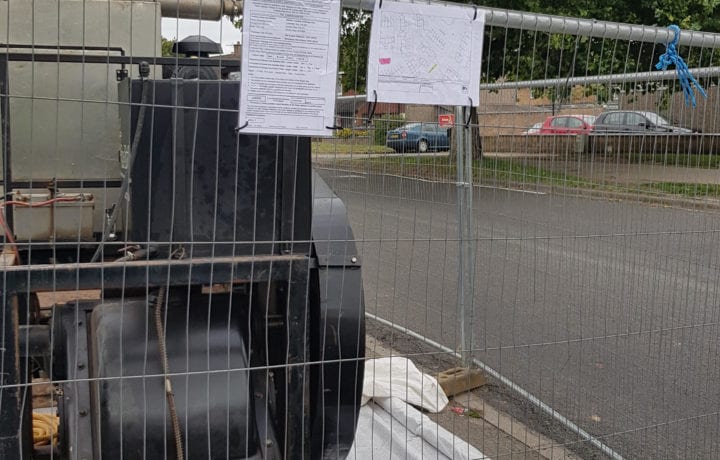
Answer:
161;17;243;54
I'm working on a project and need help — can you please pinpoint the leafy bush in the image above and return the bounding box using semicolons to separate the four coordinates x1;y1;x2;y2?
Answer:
336;128;370;139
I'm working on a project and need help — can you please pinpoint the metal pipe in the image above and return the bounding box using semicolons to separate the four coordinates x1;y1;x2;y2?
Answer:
156;0;242;20
365;312;626;460
157;0;720;48
340;0;720;49
19;325;50;357
454;106;467;365
480;66;720;90
337;66;720;98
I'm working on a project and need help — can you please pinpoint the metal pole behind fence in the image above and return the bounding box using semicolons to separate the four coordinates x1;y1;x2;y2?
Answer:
455;106;474;366
464;108;476;367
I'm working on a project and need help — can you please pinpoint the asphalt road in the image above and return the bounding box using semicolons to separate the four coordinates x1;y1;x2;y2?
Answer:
317;167;720;459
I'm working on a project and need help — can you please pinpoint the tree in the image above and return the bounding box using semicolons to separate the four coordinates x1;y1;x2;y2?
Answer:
161;37;175;57
339;9;371;93
339;0;720;93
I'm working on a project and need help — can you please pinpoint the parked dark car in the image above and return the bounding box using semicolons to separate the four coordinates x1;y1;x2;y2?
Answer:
386;123;450;153
592;110;692;133
539;114;596;134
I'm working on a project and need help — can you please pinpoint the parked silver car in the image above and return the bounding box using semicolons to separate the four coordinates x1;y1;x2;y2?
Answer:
592;111;692;133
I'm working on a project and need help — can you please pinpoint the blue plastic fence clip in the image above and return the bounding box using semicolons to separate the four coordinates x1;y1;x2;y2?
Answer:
655;24;707;107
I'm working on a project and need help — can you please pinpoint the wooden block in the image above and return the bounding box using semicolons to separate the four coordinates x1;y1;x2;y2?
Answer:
32;379;55;409
437;367;486;397
36;290;101;309
0;249;16;267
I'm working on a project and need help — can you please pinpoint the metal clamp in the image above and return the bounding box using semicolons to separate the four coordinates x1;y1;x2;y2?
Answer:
464;97;474;128
235;121;249;133
367;90;378;123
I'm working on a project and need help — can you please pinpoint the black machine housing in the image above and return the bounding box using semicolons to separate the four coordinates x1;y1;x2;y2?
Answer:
0;75;365;459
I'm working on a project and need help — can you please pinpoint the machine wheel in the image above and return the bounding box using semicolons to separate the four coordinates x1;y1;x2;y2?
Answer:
417;139;429;153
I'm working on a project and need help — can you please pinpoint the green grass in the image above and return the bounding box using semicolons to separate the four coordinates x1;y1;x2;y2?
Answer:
348;156;598;188
481;158;720;198
314;154;720;200
621;152;720;169
478;157;599;189
640;182;720;198
312;141;393;155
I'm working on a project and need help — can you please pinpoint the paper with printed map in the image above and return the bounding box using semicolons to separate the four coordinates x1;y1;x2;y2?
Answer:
367;0;484;107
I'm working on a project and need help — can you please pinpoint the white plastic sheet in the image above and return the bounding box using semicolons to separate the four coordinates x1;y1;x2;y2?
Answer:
361;357;449;412
349;358;488;460
348;398;488;460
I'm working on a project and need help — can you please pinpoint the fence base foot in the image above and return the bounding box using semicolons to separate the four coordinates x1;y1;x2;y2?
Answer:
438;367;486;397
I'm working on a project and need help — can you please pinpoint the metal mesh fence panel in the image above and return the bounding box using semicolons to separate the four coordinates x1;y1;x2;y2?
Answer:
2;0;720;459
319;2;720;459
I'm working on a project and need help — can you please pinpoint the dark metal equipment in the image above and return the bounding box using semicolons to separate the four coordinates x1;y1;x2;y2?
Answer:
0;44;364;460
167;35;224;79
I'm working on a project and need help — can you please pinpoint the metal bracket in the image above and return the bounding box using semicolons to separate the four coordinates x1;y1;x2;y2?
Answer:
115;68;128;81
315;253;361;268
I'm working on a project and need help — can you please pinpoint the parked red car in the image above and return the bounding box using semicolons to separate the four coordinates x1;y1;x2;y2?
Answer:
539;114;596;134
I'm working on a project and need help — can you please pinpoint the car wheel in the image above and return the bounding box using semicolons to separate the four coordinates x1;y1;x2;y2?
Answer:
417;139;429;153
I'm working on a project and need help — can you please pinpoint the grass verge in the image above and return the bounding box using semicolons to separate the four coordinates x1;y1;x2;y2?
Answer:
314;154;720;200
312;141;394;155
620;152;720;169
640;182;720;197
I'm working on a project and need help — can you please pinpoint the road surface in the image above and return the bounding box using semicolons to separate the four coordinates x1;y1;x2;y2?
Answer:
317;167;720;459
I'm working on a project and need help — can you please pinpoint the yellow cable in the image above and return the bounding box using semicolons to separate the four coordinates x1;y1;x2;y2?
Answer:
33;412;59;447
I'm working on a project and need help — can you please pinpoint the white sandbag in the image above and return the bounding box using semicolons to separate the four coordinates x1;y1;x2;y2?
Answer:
362;357;449;413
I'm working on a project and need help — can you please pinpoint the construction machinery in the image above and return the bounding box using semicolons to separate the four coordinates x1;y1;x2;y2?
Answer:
0;0;365;458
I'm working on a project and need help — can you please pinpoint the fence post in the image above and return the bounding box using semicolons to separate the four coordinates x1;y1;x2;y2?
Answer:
455;106;475;367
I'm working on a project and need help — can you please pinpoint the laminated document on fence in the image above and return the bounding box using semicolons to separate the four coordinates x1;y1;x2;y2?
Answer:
367;0;485;107
239;0;341;137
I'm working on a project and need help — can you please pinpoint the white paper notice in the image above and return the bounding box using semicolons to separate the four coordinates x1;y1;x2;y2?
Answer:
239;0;341;136
367;1;485;107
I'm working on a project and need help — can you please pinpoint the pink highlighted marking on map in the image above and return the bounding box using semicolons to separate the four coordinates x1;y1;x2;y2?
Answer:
379;58;392;65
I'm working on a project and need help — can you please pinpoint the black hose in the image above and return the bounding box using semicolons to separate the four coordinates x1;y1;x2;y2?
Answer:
90;78;149;263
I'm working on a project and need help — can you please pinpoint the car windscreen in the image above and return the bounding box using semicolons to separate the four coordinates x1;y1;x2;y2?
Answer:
401;123;422;131
602;112;625;125
643;112;670;126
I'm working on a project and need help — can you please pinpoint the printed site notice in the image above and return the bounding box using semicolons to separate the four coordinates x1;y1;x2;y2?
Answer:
239;0;341;137
367;0;485;107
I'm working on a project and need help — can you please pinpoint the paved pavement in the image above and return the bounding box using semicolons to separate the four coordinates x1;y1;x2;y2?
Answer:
317;166;720;459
